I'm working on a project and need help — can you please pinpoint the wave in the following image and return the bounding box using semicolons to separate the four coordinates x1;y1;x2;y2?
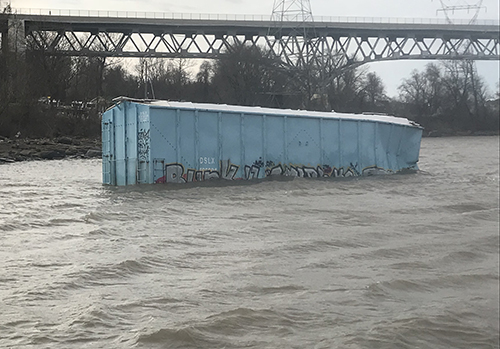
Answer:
136;308;298;348
365;272;499;302
240;285;306;295
60;256;169;289
0;223;23;232
354;315;499;349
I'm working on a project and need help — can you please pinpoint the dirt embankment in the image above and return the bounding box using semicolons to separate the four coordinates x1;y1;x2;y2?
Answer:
0;136;101;163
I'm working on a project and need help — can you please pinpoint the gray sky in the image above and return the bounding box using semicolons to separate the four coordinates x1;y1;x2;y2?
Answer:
8;0;500;19
7;0;500;96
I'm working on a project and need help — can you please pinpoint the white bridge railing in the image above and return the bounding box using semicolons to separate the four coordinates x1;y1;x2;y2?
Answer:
4;7;500;26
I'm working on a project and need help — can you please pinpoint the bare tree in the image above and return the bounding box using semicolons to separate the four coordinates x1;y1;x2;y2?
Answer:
327;67;366;113
211;43;280;106
398;61;495;132
102;64;138;100
193;61;214;102
361;72;387;112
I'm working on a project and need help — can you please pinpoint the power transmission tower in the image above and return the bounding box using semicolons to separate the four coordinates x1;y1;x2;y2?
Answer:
435;0;486;119
269;0;318;68
270;0;314;22
436;0;486;24
268;0;335;110
435;0;486;55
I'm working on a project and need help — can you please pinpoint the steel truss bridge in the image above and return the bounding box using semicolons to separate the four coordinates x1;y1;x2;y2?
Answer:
1;13;499;68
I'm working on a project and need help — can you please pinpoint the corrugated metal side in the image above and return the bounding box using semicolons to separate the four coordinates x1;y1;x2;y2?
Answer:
144;105;422;185
137;104;151;184
112;103;126;185
102;101;152;185
101;109;114;185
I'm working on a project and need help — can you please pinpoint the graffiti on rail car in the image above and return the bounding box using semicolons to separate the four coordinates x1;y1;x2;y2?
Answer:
155;159;390;184
137;129;150;161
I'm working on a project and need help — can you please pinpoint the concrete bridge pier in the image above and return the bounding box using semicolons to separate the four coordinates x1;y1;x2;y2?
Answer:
0;20;7;54
7;18;26;54
0;17;26;55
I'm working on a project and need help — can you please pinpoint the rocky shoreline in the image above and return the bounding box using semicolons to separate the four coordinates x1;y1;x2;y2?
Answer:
0;136;102;163
1;131;498;164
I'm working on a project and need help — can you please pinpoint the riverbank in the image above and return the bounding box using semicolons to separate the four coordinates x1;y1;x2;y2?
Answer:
1;131;498;164
424;129;499;137
0;136;101;163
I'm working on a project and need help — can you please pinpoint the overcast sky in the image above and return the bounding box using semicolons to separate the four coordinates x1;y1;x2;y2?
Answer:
7;0;500;19
6;0;500;96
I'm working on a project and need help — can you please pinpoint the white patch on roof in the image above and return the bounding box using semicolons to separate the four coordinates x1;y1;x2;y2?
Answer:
112;97;420;128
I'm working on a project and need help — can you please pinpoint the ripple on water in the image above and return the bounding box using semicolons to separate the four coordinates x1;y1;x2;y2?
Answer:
0;223;23;232
356;315;499;349
135;308;296;348
0;139;498;349
60;258;158;289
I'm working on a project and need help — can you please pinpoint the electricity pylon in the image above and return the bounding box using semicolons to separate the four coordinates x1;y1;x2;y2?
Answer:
436;0;485;24
269;0;318;68
435;0;486;117
268;0;336;110
270;0;314;22
435;0;486;55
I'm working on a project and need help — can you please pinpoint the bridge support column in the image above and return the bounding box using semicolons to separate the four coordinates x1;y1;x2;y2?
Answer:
1;28;6;54
0;19;7;55
6;18;26;55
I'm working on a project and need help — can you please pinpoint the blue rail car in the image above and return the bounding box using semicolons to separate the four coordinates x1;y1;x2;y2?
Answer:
102;98;423;185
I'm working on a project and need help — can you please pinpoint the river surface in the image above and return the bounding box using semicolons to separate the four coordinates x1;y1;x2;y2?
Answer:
0;136;499;349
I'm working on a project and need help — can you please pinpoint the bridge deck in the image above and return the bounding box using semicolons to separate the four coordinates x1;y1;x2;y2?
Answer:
1;13;498;64
1;13;498;37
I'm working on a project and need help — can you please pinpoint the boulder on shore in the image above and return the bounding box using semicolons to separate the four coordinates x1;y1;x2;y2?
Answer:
85;149;102;158
37;150;66;160
0;137;101;163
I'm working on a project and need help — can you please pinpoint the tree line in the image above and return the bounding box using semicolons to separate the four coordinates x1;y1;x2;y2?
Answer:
0;43;498;139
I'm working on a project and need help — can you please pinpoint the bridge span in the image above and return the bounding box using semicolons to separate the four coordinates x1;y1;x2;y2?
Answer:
1;12;499;67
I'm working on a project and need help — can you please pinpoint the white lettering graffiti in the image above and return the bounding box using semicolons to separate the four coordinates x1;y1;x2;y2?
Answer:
199;157;216;165
138;111;148;123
